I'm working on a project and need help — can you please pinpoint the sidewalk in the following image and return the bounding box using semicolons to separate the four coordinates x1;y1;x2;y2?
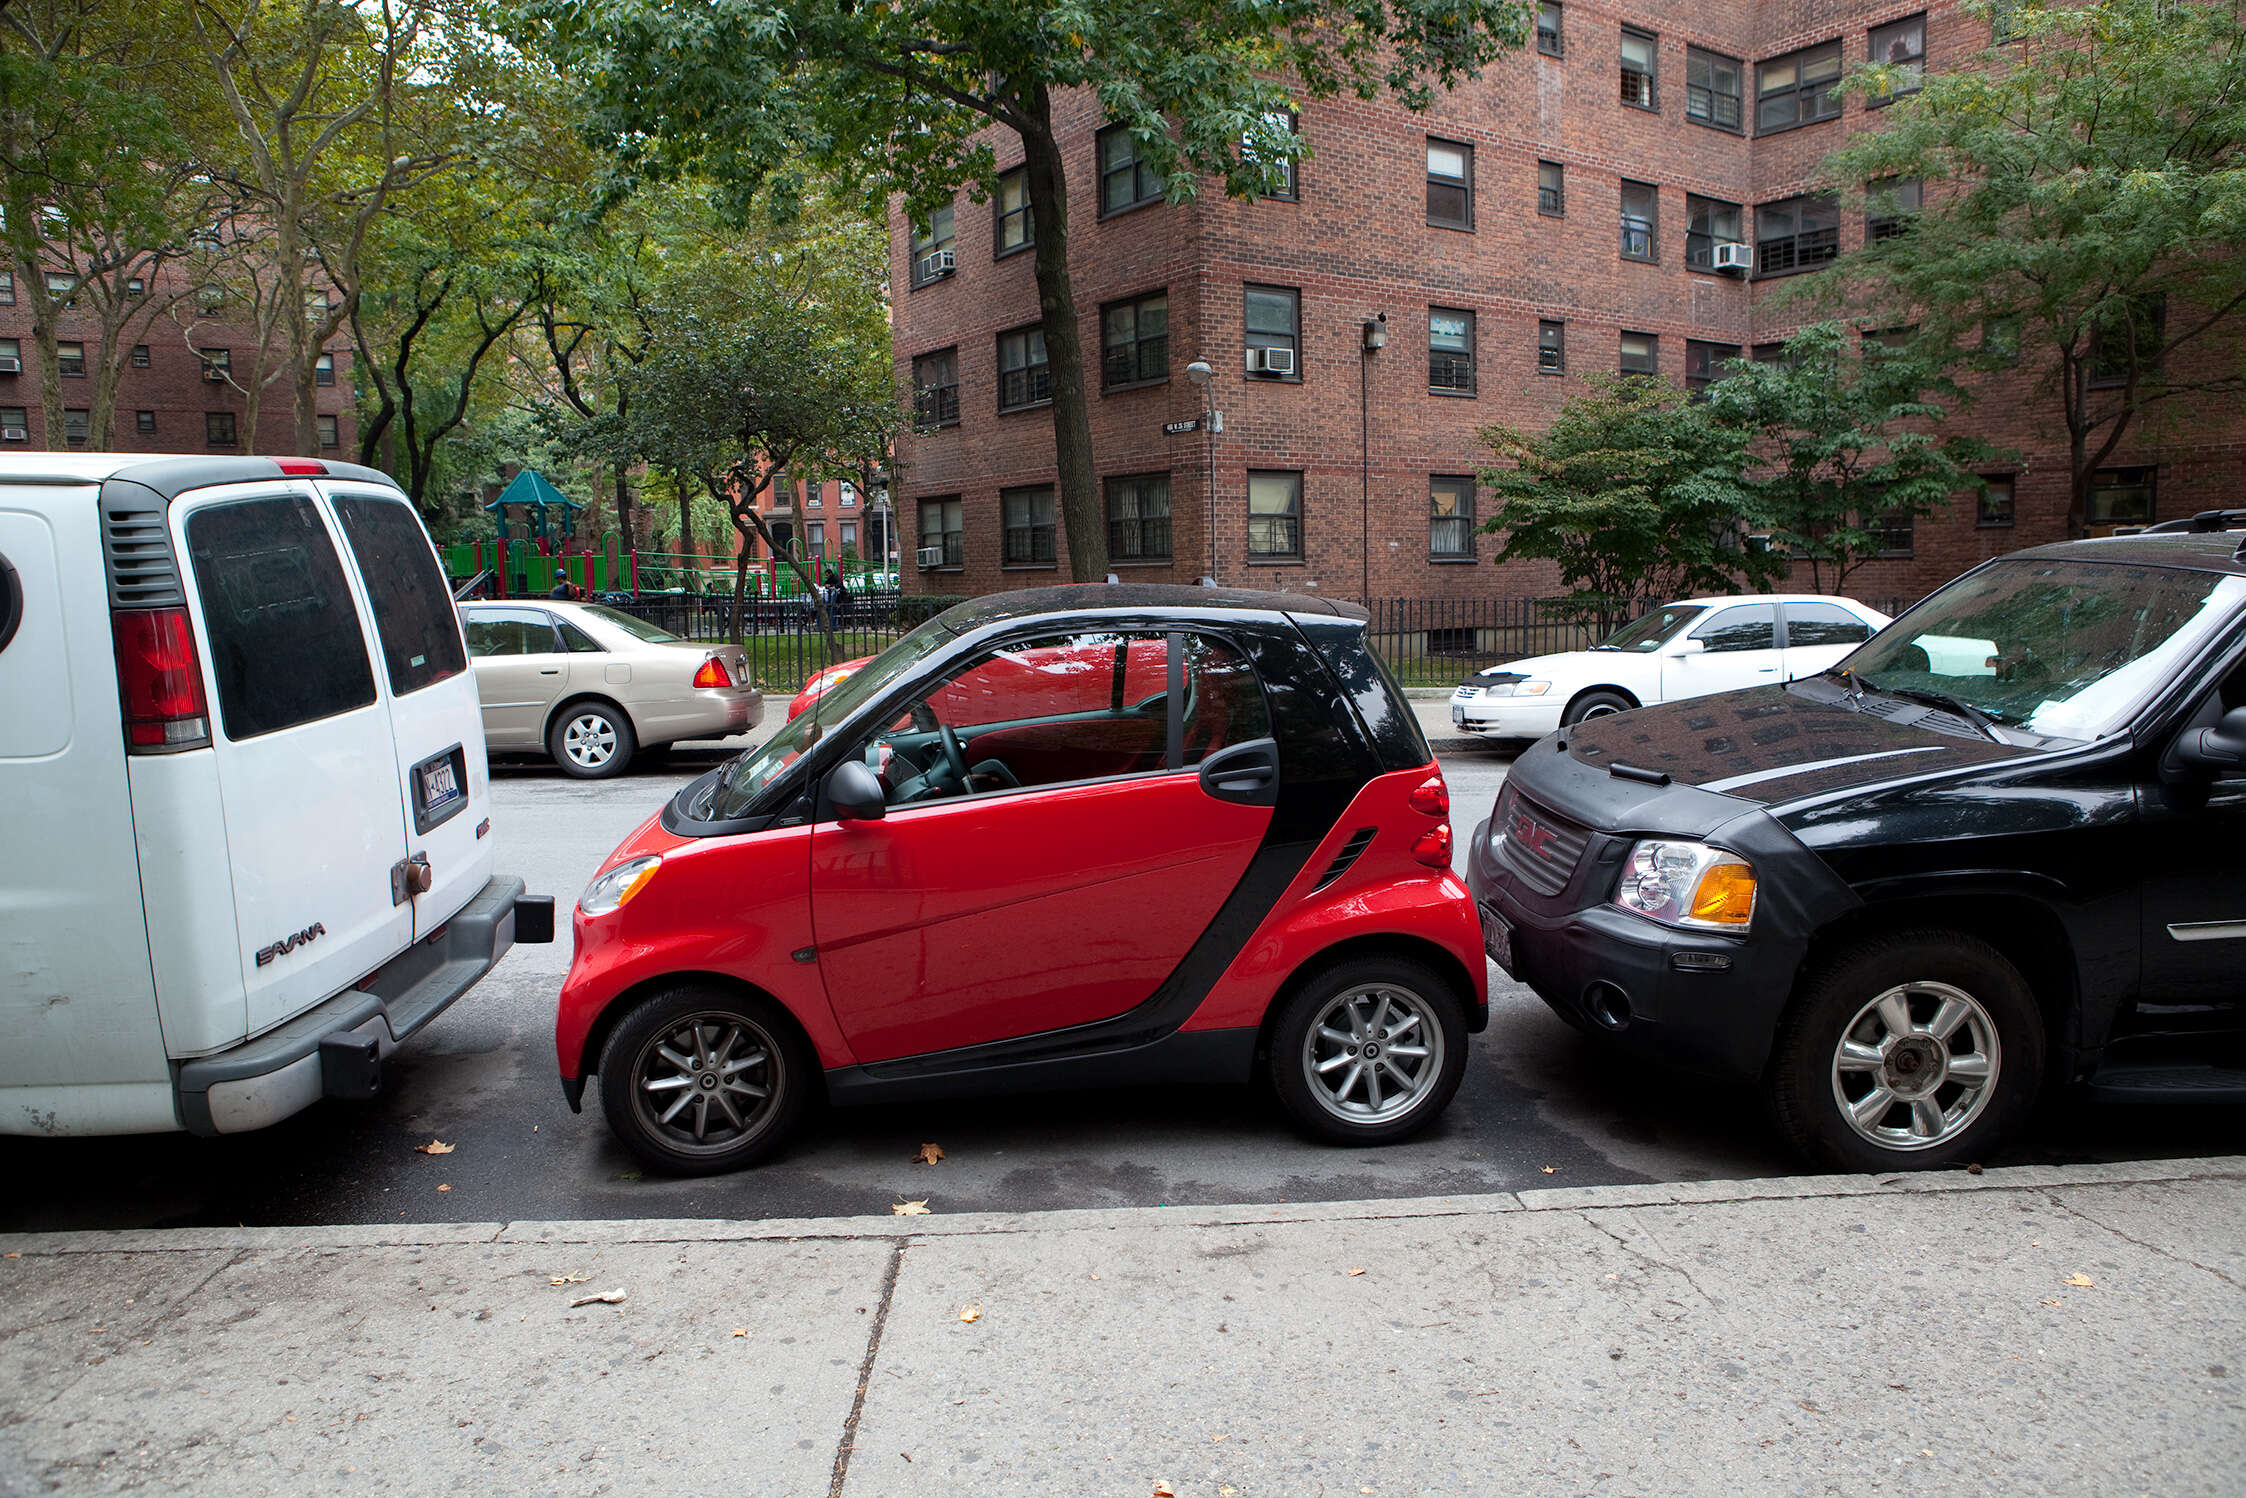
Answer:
4;1158;2239;1496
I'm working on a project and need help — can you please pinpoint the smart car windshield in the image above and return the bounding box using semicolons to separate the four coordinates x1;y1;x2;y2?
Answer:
1597;604;1705;652
1839;558;2246;741
707;618;957;817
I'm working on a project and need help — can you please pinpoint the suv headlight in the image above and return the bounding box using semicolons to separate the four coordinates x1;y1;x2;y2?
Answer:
1611;840;1756;931
581;854;662;916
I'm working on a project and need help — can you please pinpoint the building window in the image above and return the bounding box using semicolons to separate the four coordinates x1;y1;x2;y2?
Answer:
126;276;145;297
1978;475;2016;528
1869;14;1927;102
1983;317;2022;367
136;409;156;434
1620;180;1658;262
63;409;89;447
1244;285;1301;380
1537;160;1565;217
1685;194;1743;269
46;272;78;305
994;166;1033;256
1993;0;2023;42
917;496;963;568
1867;177;1923;241
131;343;150;368
1097;124;1165;216
840;521;858;556
2089;297;2163;388
0;337;15;369
1429;308;1476;395
1538;319;1566;374
1758;41;1843;132
769;471;794;512
2087;467;2156;526
805;522;827;559
913;347;961;428
1757;194;1840;275
317;413;339;449
57;341;85;378
1686;47;1743;131
1862;326;1916;355
1537;0;1563;57
315;351;335;386
205;411;238;447
1101;290;1169;388
1247;471;1303;561
0;407;25;441
1001;484;1057;566
1106;473;1173;562
1753;342;1789;364
996;325;1051;411
1619;331;1658;376
1426;138;1473;229
1685;340;1741;393
1430;476;1476;559
1874;511;1915;558
201;347;232;380
1620;28;1658;109
1246;110;1298;199
908;201;956;288
0;271;12;305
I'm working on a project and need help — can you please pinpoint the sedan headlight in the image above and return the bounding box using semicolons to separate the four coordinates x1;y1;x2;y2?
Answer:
1611;840;1756;931
581;854;663;916
1479;680;1551;699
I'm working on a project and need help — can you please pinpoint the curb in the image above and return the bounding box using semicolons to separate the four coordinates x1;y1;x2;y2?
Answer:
5;1155;2237;1258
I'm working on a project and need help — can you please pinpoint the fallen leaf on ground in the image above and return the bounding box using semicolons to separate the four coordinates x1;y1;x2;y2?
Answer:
569;1289;627;1308
732;1328;749;1337
1222;1489;1237;1496
414;1140;455;1155
549;1274;590;1286
1347;1267;1366;1277
2041;1298;2063;1306
1541;1165;1558;1174
436;1184;452;1193
958;1304;981;1323
913;1142;945;1165
892;1199;931;1216
1150;1484;1174;1498
2064;1273;2095;1288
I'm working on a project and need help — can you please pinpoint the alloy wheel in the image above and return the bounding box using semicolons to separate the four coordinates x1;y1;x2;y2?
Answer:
562;712;618;769
1301;982;1447;1125
1828;980;2000;1152
629;1011;782;1156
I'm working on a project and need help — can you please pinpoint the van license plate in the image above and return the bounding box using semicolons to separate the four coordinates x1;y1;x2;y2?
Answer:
418;758;462;813
1480;905;1514;975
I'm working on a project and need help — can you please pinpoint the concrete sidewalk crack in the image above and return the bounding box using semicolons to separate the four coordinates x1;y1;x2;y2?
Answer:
2040;1190;2239;1289
1576;1210;1719;1308
828;1237;908;1498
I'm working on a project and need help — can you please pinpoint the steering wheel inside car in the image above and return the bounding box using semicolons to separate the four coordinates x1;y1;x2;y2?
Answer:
939;723;971;783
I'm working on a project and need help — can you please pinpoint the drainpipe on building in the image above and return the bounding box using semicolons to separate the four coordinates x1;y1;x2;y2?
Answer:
1186;359;1222;586
1360;315;1386;604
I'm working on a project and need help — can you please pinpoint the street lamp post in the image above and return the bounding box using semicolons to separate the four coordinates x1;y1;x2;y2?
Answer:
1185;359;1221;585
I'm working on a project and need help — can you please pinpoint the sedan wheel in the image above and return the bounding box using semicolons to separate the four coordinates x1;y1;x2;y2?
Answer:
597;988;811;1174
550;702;636;779
1272;956;1467;1145
1561;689;1633;727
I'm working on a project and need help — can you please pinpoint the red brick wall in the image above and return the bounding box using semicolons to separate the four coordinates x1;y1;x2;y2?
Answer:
893;0;2246;605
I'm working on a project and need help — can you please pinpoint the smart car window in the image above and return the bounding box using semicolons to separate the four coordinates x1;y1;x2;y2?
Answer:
332;494;467;697
187;495;377;740
1178;634;1270;764
1784;601;1873;648
1693;604;1777;652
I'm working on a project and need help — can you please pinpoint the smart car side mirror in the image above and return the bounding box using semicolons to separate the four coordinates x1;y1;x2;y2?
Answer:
2175;705;2246;774
826;759;888;821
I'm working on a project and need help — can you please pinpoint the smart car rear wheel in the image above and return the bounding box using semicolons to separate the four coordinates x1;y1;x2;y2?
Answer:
1271;956;1467;1145
597;986;811;1175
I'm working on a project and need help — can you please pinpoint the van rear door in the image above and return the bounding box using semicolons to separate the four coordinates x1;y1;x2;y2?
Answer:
323;485;494;938
173;481;412;1035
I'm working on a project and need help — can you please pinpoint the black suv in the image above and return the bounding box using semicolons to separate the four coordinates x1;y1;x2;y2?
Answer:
1470;529;2246;1170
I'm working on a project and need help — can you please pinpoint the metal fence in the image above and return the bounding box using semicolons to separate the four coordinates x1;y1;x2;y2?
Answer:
1367;596;1653;687
603;590;910;693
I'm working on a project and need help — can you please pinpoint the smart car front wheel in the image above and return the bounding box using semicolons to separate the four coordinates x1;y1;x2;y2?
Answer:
1271;955;1468;1145
597;985;813;1175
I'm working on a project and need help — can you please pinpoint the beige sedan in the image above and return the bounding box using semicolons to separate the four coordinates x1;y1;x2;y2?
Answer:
459;601;762;778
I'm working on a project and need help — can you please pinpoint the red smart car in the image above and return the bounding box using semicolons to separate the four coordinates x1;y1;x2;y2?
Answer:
556;586;1485;1174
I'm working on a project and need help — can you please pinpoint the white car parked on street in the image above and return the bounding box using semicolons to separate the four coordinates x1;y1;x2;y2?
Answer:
1449;594;1893;740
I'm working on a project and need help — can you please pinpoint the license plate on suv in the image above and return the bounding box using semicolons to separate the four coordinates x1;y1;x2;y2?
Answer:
412;744;468;832
1480;904;1514;975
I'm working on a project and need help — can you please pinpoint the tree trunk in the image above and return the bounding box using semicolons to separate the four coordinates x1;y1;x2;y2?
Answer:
731;522;750;646
1020;88;1106;583
615;469;634;562
677;479;695;565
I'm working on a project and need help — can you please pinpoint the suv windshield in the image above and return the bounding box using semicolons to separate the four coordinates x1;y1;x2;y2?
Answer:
579;604;682;644
708;618;956;817
1841;558;2246;741
1598;604;1705;652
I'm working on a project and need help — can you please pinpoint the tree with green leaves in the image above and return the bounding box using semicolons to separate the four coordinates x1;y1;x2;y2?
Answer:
1478;376;1778;638
1705;325;1999;594
524;0;1536;581
1817;0;2246;535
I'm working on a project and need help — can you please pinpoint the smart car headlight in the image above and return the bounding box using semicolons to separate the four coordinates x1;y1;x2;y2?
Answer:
1610;840;1756;931
581;855;662;917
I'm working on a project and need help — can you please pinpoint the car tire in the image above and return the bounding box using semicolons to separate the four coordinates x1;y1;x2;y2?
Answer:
597;984;814;1175
1561;689;1634;727
1768;930;2044;1173
549;700;636;779
1269;954;1468;1146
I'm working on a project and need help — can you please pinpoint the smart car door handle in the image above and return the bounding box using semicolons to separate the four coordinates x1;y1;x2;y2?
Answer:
1198;737;1281;808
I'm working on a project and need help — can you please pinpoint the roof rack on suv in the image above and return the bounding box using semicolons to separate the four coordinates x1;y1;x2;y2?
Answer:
2140;509;2246;536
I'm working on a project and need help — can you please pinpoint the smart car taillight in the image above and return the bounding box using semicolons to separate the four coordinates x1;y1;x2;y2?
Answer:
1410;824;1452;868
693;656;731;689
112;607;211;751
1409;774;1449;816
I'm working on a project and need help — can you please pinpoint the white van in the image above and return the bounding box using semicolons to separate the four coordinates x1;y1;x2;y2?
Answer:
0;454;551;1137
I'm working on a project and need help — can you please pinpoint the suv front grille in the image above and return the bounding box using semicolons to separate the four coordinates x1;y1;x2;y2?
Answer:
1491;784;1592;897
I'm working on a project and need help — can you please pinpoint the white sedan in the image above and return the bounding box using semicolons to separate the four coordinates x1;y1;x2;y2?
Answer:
1449;594;1892;740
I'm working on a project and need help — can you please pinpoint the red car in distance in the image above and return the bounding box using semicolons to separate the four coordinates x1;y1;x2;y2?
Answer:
786;657;870;721
557;585;1484;1175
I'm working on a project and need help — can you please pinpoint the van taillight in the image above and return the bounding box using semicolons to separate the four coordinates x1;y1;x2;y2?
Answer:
692;656;731;689
113;607;211;751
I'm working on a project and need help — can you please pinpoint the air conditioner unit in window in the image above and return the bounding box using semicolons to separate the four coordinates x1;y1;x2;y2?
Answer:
0;427;26;442
916;545;945;568
1712;242;1754;272
0;357;18;374
201;366;228;382
919;250;956;280
1246;347;1295;375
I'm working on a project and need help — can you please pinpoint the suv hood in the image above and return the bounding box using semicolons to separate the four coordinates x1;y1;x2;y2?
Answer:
1562;682;2035;809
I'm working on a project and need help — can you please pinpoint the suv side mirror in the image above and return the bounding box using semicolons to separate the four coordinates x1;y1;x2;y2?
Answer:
2176;705;2246;774
826;759;887;821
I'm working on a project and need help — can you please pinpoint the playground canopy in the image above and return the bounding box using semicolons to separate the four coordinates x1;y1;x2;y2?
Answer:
487;470;581;543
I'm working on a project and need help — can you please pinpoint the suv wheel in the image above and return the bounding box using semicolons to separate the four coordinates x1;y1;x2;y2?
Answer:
551;701;636;778
1769;931;2044;1172
1562;690;1633;726
597;985;812;1175
1271;956;1467;1145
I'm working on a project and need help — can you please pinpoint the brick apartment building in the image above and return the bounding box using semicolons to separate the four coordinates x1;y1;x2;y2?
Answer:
891;0;2246;604
737;471;901;573
0;257;354;459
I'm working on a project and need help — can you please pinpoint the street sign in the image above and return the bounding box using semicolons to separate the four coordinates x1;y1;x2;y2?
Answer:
1162;418;1201;436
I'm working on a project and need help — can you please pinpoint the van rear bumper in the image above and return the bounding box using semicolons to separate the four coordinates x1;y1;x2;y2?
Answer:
175;876;551;1136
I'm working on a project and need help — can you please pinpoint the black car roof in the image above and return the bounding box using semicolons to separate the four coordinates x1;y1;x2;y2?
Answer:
932;583;1369;633
2007;532;2246;575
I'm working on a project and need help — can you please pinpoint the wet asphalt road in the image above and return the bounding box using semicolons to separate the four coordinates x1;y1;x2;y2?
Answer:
8;745;2243;1233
